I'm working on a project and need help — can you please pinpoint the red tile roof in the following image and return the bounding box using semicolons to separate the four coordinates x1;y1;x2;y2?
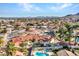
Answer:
12;34;51;46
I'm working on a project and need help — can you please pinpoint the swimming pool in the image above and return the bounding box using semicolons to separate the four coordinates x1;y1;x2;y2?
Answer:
35;52;49;56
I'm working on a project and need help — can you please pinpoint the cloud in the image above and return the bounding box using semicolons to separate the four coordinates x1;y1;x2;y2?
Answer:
59;3;72;10
50;3;73;11
18;3;41;12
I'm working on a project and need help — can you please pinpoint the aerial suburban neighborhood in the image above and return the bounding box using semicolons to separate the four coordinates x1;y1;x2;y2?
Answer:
0;3;79;56
0;13;79;56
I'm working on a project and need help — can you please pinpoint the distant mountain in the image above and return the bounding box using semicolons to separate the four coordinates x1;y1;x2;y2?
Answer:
65;14;73;16
62;13;79;22
65;13;79;17
75;13;79;15
0;12;79;22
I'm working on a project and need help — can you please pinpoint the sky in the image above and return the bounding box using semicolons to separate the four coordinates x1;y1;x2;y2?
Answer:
0;3;79;17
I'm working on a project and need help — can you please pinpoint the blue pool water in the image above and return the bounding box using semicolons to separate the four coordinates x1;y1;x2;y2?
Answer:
35;52;49;56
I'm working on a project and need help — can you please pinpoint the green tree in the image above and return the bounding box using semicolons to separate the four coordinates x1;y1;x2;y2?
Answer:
64;23;73;42
20;42;27;47
0;36;4;47
20;47;28;56
7;42;18;56
57;22;73;42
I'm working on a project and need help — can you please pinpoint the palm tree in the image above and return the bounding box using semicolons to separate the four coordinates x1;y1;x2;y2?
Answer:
19;42;29;56
20;47;28;56
57;22;73;42
57;27;65;41
19;41;29;56
64;23;73;42
0;36;4;47
7;42;18;56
